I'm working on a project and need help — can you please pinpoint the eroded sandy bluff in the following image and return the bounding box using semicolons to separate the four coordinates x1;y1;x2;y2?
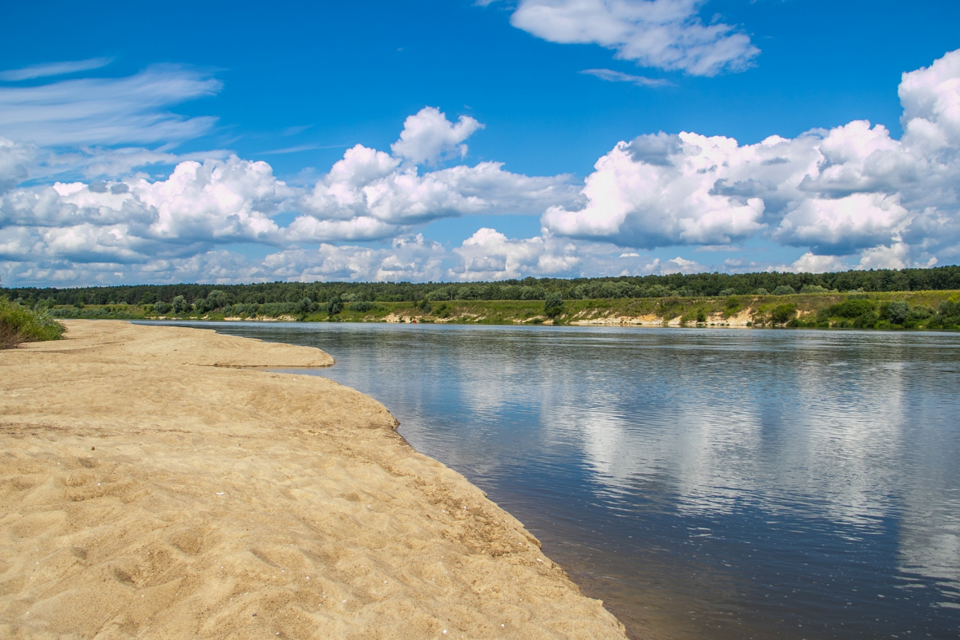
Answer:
0;320;627;639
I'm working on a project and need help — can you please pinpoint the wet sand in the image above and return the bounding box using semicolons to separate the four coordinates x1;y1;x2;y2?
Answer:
0;320;626;639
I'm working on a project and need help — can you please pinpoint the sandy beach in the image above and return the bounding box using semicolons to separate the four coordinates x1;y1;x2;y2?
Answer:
0;320;626;639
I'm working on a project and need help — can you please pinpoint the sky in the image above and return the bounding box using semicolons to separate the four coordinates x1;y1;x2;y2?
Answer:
1;0;959;286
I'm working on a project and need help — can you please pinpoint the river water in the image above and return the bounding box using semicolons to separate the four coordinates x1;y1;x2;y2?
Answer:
158;322;960;639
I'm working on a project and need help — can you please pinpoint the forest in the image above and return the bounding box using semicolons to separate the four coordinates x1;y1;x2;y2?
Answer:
4;265;960;309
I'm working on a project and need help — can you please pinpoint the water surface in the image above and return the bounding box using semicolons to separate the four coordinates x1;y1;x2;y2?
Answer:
156;322;960;639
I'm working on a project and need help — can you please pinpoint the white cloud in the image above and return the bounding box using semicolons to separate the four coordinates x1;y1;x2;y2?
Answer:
660;255;702;274
509;0;759;76
0;156;294;267
0;65;221;146
390;107;483;165
0;138;35;193
450;228;581;280
580;68;672;87
783;252;849;274
544;48;960;267
542;131;768;248
0;57;113;82
774;193;911;254
292;111;577;241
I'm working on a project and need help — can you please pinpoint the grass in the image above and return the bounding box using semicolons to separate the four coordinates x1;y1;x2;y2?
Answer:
42;289;960;331
0;298;66;348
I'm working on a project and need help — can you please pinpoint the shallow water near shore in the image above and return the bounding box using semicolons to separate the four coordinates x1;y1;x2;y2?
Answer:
150;322;960;639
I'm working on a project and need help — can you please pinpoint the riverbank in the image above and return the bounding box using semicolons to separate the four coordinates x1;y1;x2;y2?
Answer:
43;289;960;330
0;321;626;638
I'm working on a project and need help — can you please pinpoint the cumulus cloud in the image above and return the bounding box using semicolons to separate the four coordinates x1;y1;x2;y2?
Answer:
544;48;960;268
0;156;294;268
291;109;577;242
450;227;581;280
509;0;759;76
390;107;483;165
0;65;221;146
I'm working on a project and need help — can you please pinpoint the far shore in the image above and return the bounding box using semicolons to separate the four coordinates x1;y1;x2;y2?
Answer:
0;320;626;638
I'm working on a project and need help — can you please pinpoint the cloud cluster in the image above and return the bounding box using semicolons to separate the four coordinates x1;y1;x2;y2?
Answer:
0;155;292;265
0;107;581;284
509;0;759;76
4;50;960;286
290;107;577;241
544;48;960;270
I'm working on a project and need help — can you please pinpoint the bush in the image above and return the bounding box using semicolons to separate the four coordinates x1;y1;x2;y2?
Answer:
770;303;797;325
349;301;377;313
296;297;316;315
800;284;830;293
909;305;935;320
773;285;796;296
853;311;879;329
544;292;564;318
718;288;737;296
755;288;769;295
820;299;875;319
886;301;910;325
154;301;173;314
0;298;65;348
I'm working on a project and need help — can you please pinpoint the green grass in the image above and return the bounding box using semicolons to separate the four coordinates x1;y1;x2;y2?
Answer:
42;289;960;331
0;298;66;348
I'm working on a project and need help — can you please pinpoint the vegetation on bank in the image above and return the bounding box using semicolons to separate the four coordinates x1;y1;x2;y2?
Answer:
0;298;66;349
15;289;960;332
4;265;960;311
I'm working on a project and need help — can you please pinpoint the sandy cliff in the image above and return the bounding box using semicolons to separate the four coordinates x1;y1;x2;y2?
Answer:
0;321;625;639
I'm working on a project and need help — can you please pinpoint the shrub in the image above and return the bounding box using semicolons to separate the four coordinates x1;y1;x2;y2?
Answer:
755;288;769;295
886;301;910;325
349;301;377;313
718;288;737;297
296;297;316;315
853;311;879;329
773;285;796;296
544;292;564;318
909;305;935;320
770;303;797;325
800;284;830;293
154;301;173;314
820;299;875;319
171;295;190;314
0;298;65;348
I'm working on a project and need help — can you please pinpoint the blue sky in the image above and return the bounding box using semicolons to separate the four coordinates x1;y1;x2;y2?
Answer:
1;0;959;285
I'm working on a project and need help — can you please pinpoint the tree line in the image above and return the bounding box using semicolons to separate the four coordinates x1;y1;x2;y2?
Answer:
4;265;960;308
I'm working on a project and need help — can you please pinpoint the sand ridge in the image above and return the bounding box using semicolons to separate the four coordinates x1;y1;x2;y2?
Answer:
0;321;626;639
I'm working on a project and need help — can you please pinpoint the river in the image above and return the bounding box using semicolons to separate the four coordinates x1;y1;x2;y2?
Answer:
151;322;960;639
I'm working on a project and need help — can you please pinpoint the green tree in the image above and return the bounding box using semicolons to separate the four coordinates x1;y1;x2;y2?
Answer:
773;285;796;296
770;303;797;325
296;297;315;315
886;301;910;325
171;295;189;314
206;290;227;310
544;292;564;318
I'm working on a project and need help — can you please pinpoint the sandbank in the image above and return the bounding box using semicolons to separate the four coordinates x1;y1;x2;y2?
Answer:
0;320;626;639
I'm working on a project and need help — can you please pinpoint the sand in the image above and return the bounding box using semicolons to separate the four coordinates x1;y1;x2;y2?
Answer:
0;321;626;639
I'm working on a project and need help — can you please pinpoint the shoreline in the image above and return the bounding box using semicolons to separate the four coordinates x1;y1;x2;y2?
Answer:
0;320;626;638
